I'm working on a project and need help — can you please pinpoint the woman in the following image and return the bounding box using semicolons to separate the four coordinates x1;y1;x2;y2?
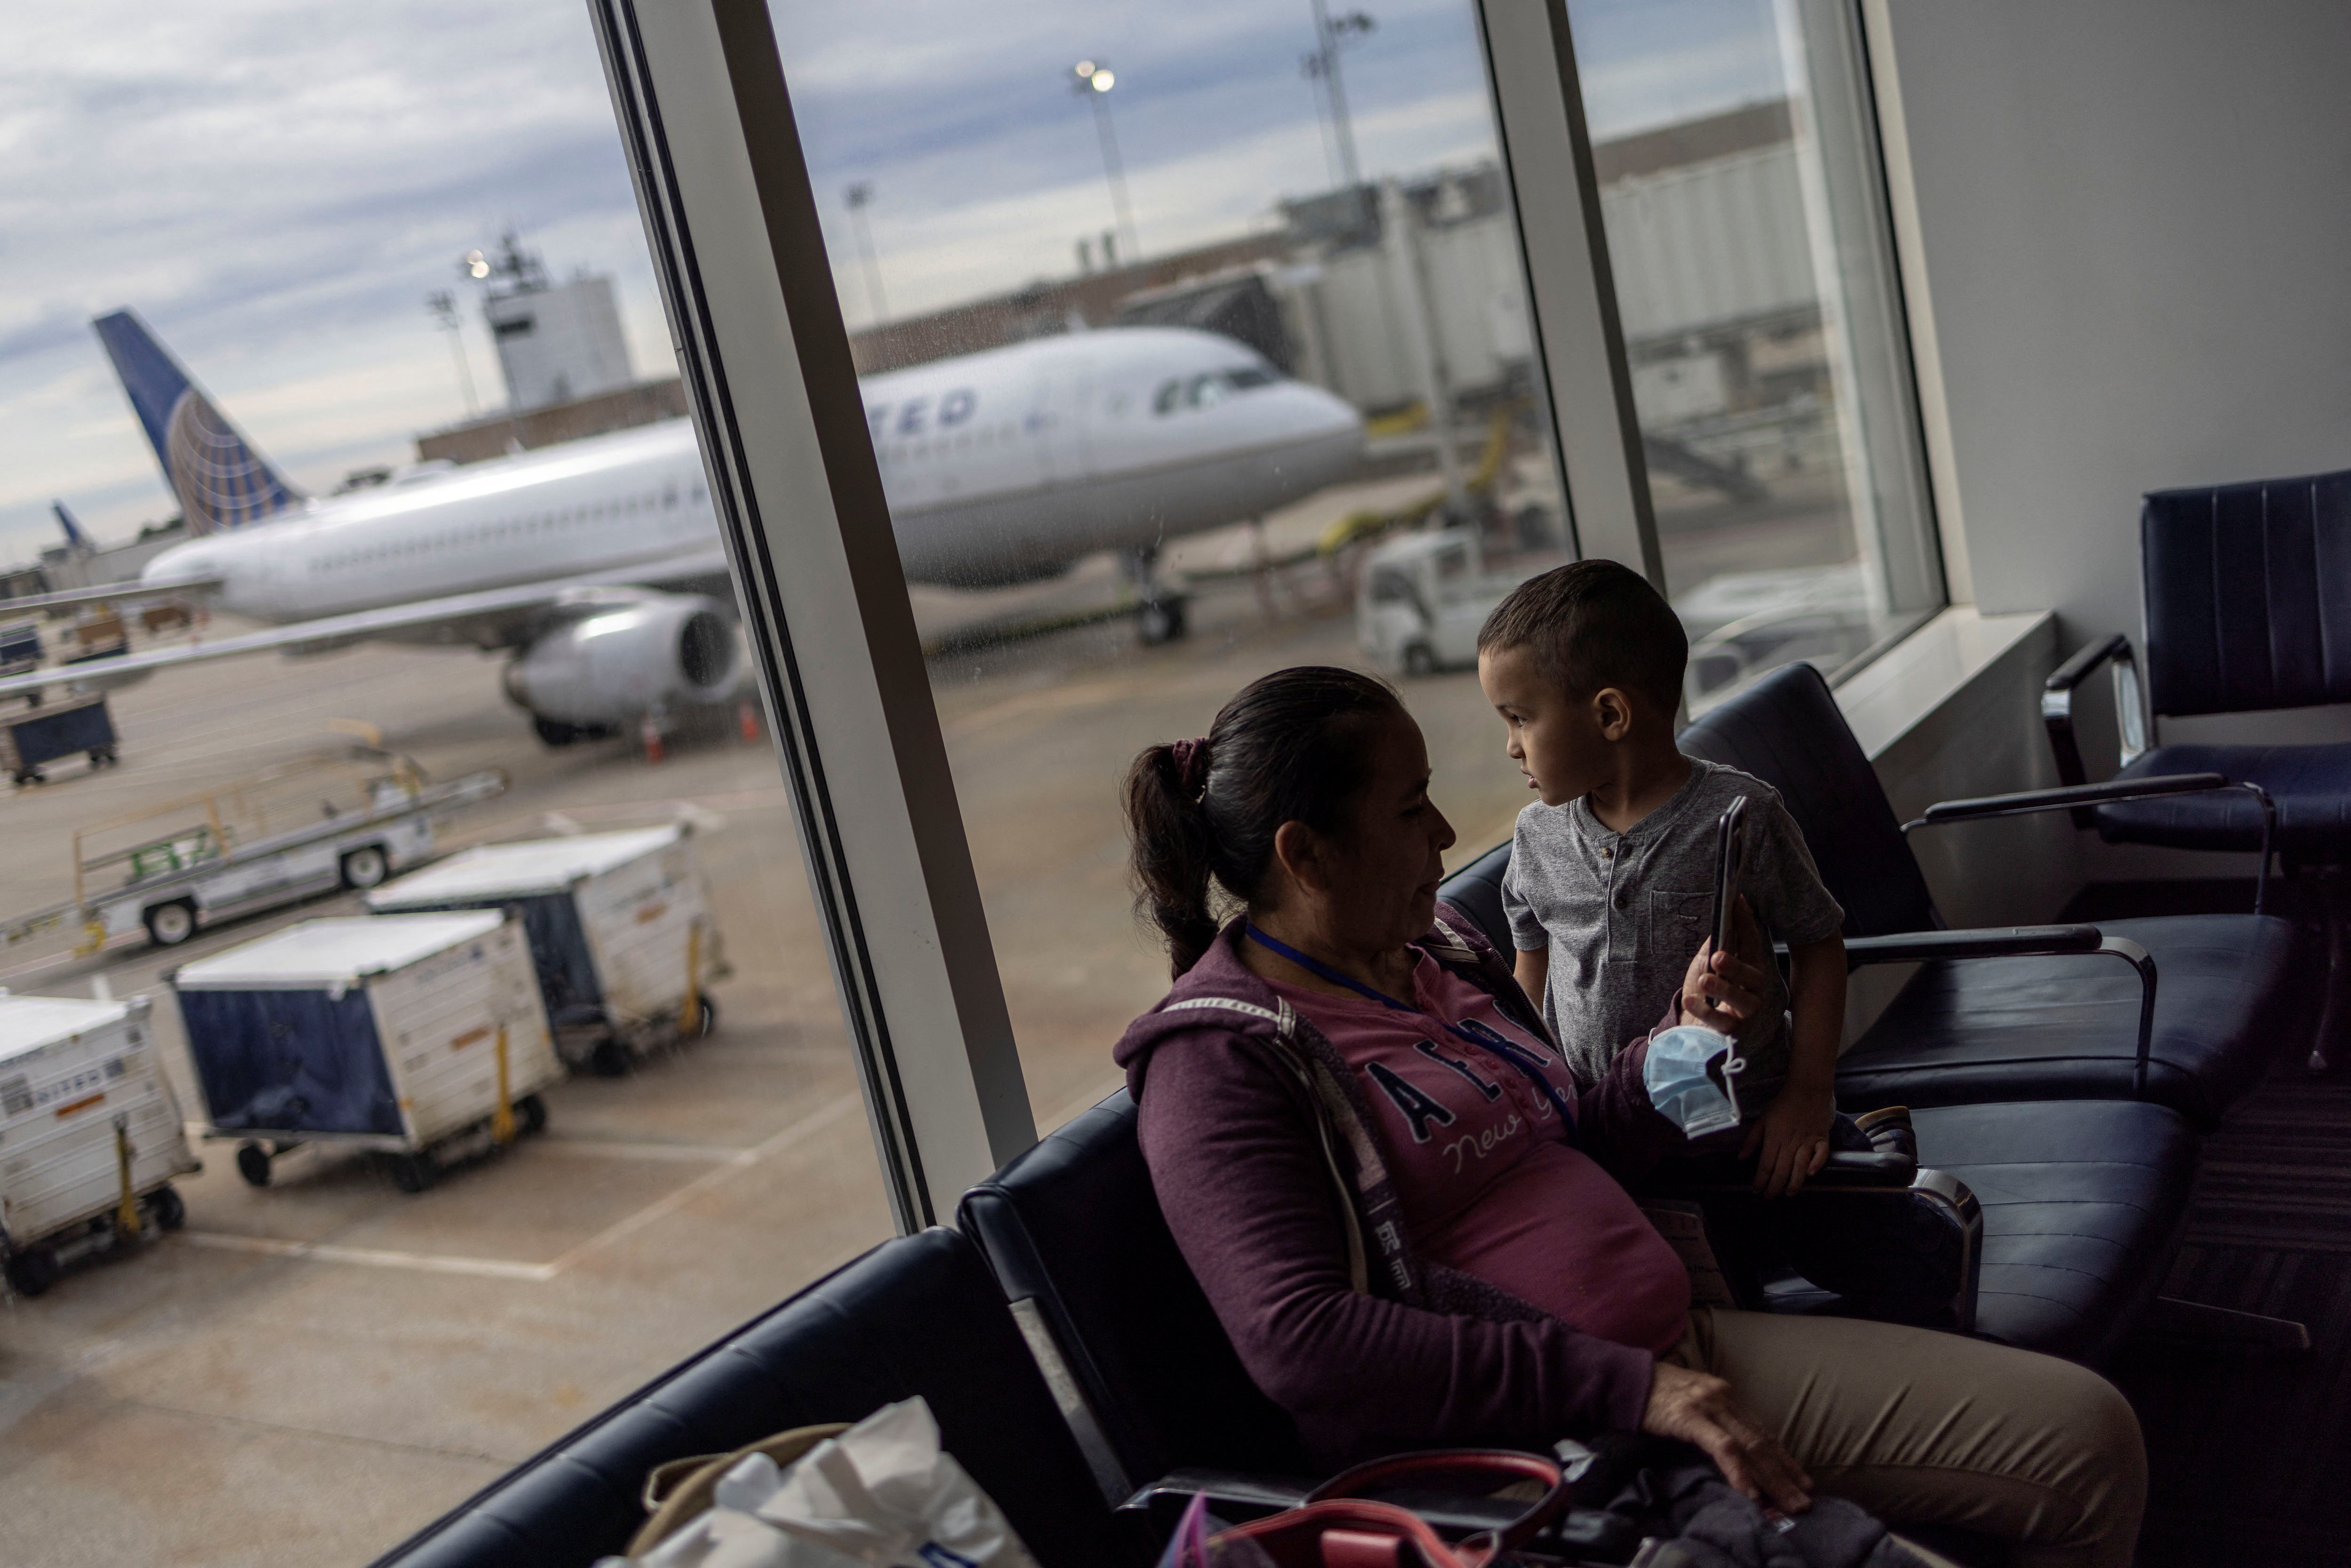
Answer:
1115;667;2144;1568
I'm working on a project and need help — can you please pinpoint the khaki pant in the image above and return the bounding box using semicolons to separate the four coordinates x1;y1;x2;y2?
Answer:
1666;1309;2146;1568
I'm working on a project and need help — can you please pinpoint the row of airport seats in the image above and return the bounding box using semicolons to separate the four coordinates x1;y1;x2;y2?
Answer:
1444;660;2306;1358
374;657;2314;1568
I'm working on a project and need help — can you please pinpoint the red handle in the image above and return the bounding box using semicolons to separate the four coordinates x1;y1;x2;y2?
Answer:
1305;1448;1572;1562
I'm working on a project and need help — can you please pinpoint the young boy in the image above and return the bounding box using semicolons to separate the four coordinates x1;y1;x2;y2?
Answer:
1475;559;1847;1197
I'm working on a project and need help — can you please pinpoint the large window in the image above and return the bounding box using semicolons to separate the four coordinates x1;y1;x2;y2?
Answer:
1564;0;1943;709
0;7;891;1561
771;0;1587;1127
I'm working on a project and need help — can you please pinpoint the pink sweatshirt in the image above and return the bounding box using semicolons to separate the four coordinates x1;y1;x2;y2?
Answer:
1113;910;1691;1468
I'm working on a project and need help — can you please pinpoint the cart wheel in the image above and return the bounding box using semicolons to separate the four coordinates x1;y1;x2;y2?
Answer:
144;900;197;948
589;1037;631;1077
149;1186;186;1232
1402;643;1438;678
235;1142;272;1187
516;1094;548;1135
5;1245;60;1298
388;1153;436;1194
339;845;389;890
681;996;719;1039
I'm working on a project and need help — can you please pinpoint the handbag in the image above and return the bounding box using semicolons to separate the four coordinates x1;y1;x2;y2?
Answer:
1164;1449;1574;1568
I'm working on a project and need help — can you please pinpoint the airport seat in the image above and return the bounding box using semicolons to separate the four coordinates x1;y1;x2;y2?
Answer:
367;1227;1136;1568
1759;1099;2197;1366
2044;468;2351;1068
1676;661;2307;1128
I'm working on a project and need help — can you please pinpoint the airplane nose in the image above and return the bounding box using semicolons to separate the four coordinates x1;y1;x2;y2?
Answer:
1294;383;1365;444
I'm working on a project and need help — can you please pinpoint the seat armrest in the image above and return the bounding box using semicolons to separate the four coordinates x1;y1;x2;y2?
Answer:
1906;772;2232;833
1645;1148;1917;1191
2041;634;2150;816
2045;631;2133;693
1903;775;2276;913
1843;924;2102;967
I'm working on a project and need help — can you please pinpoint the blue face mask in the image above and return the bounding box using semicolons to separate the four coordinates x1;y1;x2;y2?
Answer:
1644;1026;1745;1139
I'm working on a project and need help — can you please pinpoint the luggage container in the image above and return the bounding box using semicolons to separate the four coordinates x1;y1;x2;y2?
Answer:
0;993;201;1297
366;823;726;1074
170;912;559;1193
0;692;118;785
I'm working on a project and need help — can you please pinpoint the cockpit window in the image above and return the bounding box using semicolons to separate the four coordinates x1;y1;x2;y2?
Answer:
1152;379;1182;415
1186;374;1226;409
1224;365;1277;390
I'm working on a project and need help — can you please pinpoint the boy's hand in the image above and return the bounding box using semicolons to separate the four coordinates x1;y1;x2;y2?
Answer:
1742;1079;1835;1196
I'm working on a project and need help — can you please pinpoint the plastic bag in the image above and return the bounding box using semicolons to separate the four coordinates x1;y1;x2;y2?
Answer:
1644;1026;1744;1140
606;1397;1039;1568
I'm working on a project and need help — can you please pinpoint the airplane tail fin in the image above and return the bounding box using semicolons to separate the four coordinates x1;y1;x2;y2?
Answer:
51;501;95;557
92;309;302;536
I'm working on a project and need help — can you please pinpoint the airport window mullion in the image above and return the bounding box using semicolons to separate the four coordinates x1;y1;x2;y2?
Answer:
588;0;1037;1231
1472;0;1666;588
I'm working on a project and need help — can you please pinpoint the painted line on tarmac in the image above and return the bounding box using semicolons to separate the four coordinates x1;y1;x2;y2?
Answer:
179;1232;559;1282
540;1089;863;1276
533;1137;749;1163
173;1091;860;1284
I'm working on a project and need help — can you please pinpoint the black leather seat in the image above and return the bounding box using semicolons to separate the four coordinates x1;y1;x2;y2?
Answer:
1676;661;2305;1128
2086;470;2351;860
1757;1101;2196;1366
2038;471;2351;1066
370;1227;1135;1568
959;1095;1316;1501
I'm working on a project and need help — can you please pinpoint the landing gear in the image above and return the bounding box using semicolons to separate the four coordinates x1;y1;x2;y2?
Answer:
236;1142;273;1187
533;716;582;747
1120;548;1191;647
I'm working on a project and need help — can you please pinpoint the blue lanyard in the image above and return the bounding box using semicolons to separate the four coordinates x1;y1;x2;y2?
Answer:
1246;924;1579;1137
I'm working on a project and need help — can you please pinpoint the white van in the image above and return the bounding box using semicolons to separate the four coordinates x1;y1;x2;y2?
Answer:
1356;529;1563;676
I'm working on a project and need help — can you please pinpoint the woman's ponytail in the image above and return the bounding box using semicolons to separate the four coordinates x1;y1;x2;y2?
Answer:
1123;666;1403;977
1124;741;1222;976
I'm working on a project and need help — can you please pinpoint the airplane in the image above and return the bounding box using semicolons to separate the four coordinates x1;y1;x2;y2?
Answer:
0;309;1365;744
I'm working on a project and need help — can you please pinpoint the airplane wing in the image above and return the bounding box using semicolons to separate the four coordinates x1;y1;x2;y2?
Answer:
0;548;737;702
0;575;223;616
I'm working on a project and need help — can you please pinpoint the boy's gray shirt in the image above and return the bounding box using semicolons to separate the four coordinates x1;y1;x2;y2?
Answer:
1502;758;1844;1087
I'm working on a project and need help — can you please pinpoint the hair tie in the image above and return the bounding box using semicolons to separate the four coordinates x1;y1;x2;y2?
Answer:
1171;737;1212;799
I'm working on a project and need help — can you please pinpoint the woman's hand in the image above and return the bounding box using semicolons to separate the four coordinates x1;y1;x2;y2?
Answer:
1677;896;1770;1037
1642;1362;1814;1514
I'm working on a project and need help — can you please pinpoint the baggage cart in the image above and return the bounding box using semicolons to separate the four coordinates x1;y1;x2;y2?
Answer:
0;994;201;1297
367;824;727;1075
0;692;117;785
170;912;560;1194
1;751;506;954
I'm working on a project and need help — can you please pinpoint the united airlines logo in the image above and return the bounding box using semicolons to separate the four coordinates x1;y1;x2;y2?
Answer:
167;390;297;536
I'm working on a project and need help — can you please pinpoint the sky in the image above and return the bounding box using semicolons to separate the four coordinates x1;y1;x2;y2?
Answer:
0;0;1782;565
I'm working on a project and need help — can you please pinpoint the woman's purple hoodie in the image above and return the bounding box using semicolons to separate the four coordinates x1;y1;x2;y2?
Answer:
1111;907;1688;1469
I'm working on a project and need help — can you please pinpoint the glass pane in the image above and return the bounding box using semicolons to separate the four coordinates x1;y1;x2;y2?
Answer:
1565;0;1944;711
0;10;891;1561
772;0;1577;1127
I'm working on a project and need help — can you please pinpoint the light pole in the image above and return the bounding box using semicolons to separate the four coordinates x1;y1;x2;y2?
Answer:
1308;2;1375;190
424;290;479;418
843;182;889;326
1071;60;1139;266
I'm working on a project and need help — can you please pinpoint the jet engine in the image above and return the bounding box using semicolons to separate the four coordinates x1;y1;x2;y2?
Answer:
502;594;739;743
